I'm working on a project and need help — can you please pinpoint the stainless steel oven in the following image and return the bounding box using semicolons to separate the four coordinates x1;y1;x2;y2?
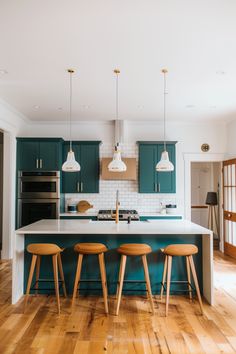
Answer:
18;171;60;199
17;171;60;228
18;199;60;228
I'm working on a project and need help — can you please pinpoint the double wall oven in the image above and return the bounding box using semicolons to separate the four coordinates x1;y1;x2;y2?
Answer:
18;171;60;227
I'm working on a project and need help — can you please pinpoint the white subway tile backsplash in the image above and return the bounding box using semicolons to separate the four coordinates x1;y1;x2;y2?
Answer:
65;143;179;214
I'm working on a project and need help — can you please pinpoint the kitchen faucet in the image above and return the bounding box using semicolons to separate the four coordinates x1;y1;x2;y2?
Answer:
115;190;120;224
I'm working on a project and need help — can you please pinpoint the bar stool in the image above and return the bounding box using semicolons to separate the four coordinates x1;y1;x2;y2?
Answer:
115;243;155;316
72;243;109;314
25;243;67;315
160;244;203;316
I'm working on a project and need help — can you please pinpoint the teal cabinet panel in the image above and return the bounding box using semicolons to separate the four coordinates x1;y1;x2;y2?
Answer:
17;138;63;171
39;141;61;171
17;141;39;171
139;144;157;193
157;144;176;193
62;143;80;193
138;142;176;194
62;141;100;193
140;216;182;221
80;144;99;193
60;216;97;220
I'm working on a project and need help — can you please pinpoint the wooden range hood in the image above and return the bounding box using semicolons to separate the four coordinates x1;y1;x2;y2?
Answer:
101;158;137;180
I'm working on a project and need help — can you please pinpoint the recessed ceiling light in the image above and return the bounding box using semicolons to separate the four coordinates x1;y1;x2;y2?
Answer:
33;105;40;110
57;107;63;110
186;104;195;108
0;69;8;74
81;105;91;109
137;105;144;110
216;71;226;75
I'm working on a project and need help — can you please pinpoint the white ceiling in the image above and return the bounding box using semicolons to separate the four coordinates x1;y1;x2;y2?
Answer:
0;0;236;123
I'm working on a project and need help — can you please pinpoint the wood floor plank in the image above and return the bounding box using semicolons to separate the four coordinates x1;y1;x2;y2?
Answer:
1;252;236;353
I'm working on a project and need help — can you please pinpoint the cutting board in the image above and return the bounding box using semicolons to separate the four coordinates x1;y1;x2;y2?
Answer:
77;200;93;213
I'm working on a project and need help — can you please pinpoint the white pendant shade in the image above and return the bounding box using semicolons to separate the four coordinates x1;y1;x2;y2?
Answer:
62;150;81;172
108;146;127;172
156;150;174;172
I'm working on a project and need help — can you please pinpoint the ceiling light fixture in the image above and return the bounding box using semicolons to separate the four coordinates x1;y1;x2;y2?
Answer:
156;69;174;172
0;69;8;75
62;69;81;172
108;69;127;172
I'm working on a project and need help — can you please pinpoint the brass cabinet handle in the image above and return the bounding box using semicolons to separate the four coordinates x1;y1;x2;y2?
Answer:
40;159;43;169
81;182;83;192
154;183;157;192
77;182;80;192
36;159;39;169
158;183;161;192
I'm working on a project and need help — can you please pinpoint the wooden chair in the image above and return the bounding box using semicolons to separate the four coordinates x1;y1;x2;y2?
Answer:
115;243;154;316
160;244;204;316
25;243;67;315
72;243;109;314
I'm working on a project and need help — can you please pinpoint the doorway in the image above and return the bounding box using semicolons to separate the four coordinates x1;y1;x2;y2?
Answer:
0;131;3;254
191;162;221;249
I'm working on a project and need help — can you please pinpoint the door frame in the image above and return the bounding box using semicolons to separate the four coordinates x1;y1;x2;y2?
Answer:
184;153;225;252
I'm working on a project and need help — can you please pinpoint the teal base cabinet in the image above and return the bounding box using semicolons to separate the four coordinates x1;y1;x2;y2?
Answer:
138;141;176;193
60;216;97;220
24;234;202;296
140;216;182;221
17;138;63;171
62;141;101;193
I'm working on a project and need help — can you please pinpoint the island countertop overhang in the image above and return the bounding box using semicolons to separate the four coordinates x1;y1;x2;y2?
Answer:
16;219;212;236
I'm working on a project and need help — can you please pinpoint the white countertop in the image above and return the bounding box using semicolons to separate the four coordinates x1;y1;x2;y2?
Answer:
16;219;211;235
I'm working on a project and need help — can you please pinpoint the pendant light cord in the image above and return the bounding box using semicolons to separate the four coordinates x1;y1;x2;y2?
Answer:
163;70;167;152
116;70;119;147
69;71;73;152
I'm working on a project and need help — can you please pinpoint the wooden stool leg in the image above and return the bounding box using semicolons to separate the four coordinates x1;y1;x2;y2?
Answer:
186;256;192;301
115;255;127;316
160;255;167;300
72;254;83;305
35;255;41;296
116;258;122;299
57;253;67;297
24;254;37;311
142;255;155;314
52;254;60;315
188;255;204;315
98;253;109;314
165;255;172;317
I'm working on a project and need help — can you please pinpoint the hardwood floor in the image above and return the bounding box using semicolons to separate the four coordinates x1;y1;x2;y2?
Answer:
1;252;236;353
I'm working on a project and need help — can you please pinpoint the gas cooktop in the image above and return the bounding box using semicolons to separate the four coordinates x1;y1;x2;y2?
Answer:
97;209;140;221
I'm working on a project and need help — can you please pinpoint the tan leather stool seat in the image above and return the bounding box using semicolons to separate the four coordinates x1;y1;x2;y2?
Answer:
117;243;152;256
74;243;108;254
163;244;198;257
27;243;63;256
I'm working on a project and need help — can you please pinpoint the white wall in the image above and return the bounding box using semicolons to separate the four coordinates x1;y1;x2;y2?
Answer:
19;119;227;217
0;99;28;259
226;119;236;156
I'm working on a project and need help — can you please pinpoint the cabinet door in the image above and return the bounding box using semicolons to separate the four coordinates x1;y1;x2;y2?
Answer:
80;144;99;193
62;144;81;193
139;144;157;193
39;141;60;171
17;141;39;171
157;144;176;193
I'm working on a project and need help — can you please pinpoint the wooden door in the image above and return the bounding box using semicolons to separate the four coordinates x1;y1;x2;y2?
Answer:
223;159;236;258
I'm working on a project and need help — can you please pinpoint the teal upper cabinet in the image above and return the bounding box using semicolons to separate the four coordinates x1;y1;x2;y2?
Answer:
62;141;100;193
17;138;63;171
138;142;176;193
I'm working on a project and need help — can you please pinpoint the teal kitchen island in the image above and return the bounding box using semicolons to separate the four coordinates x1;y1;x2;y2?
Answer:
14;219;213;305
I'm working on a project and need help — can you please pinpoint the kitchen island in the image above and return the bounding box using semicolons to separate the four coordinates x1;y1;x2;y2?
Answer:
14;219;213;305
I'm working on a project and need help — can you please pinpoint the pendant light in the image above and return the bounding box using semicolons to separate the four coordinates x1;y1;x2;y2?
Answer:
156;69;174;172
62;69;81;172
108;69;127;172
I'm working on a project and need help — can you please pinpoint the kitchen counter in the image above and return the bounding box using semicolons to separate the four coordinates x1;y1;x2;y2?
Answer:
17;219;208;235
59;212;182;218
13;219;213;306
